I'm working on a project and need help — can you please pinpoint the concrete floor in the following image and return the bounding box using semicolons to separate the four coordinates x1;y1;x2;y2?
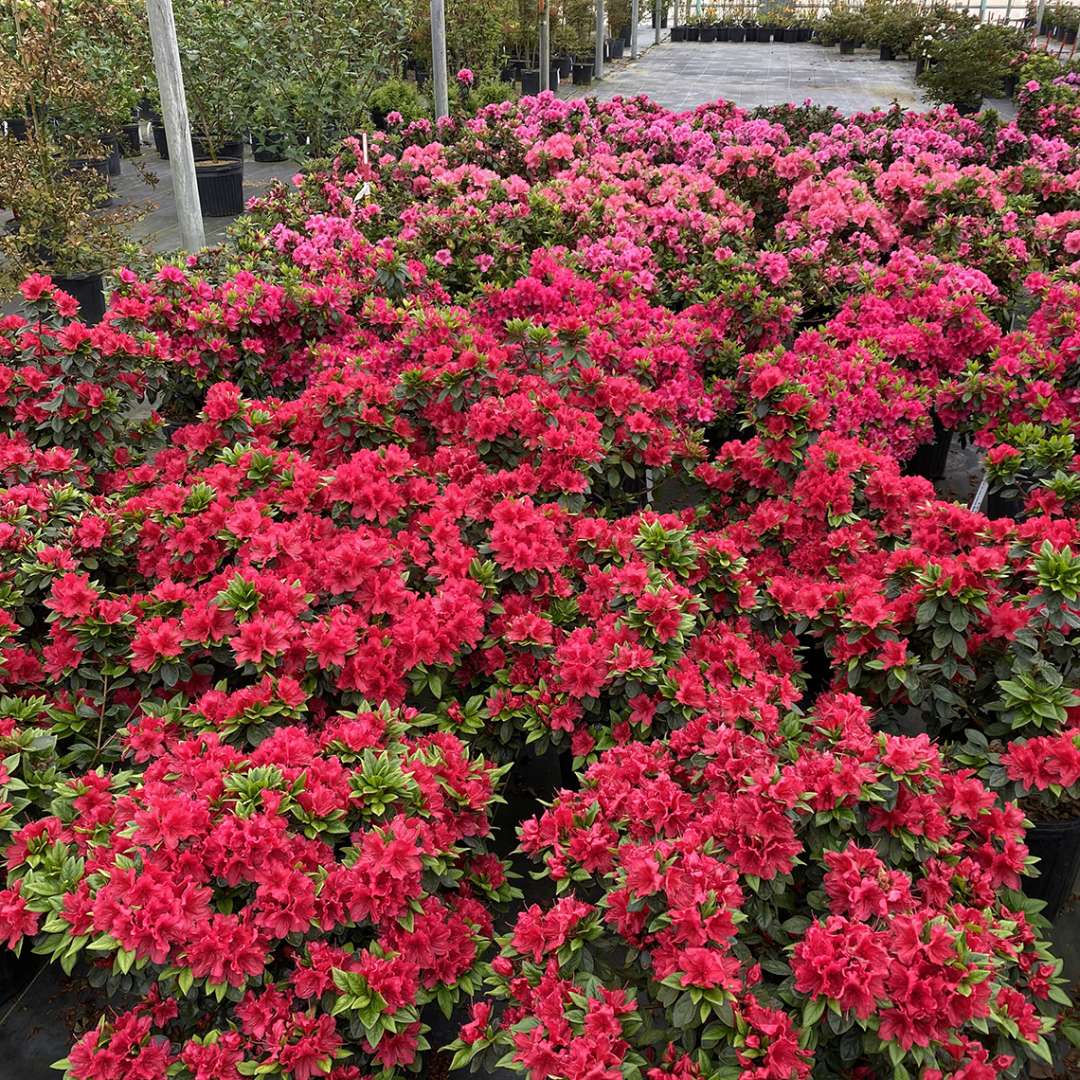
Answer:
110;137;297;253
590;39;927;112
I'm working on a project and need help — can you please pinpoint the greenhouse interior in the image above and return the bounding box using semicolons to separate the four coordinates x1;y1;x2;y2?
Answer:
2;0;1080;1077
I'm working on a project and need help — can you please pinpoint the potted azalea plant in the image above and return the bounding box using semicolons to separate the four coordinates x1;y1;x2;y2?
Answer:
952;543;1080;920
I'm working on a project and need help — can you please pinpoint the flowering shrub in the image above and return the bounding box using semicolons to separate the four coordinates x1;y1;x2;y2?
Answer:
4;707;513;1077
451;692;1068;1079
0;280;166;483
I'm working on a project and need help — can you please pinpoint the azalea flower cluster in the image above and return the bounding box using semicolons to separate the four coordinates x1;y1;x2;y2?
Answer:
0;91;1079;1078
451;690;1068;1080
4;706;513;1077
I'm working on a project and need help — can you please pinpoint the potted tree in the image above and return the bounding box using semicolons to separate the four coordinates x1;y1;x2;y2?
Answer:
174;0;253;214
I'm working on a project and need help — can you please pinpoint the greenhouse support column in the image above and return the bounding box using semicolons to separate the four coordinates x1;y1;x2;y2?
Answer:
595;0;605;78
655;0;661;44
430;0;449;119
540;0;550;90
631;0;639;57
978;0;987;22
145;0;204;252
1035;0;1046;35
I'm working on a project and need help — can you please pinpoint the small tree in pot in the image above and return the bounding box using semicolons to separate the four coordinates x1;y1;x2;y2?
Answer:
0;139;145;320
818;3;868;52
861;0;922;60
917;23;1018;113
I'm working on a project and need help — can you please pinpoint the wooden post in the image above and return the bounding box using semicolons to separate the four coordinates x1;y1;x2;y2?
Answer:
145;0;204;252
430;0;449;119
631;0;640;56
595;0;605;78
540;0;551;89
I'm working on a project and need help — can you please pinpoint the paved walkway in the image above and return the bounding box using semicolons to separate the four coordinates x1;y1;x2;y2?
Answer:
114;141;296;252
590;39;926;113
584;33;1017;118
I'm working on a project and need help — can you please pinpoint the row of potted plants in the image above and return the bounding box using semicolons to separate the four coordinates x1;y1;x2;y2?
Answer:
1036;1;1080;42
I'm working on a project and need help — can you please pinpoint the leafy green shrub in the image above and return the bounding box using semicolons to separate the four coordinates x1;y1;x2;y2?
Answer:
367;77;430;129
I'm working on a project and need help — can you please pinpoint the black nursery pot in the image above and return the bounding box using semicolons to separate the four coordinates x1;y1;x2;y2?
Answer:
954;98;982;116
558;54;573;77
729;26;746;41
0;950;44;1010
609;36;625;58
195;158;245;217
4;116;29;140
700;25;717;41
1024;816;1080;922
686;25;700;40
1002;72;1018;98
1067;28;1078;43
717;25;731;41
152;121;169;158
798;26;813;40
985;490;1024;520
915;55;927;75
671;25;687;40
904;412;953;482
65;156;111;189
572;61;594;86
191;135;244;161
252;131;287;161
98;135;121;176
782;27;798;42
121;121;142;156
53;271;107;326
879;44;895;61
839;38;857;53
521;68;541;95
756;26;773;41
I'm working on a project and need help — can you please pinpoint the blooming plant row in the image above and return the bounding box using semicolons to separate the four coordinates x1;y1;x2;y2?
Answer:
0;90;1079;1079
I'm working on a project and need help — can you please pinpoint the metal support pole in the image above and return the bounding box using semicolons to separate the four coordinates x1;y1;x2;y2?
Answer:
1035;0;1046;35
430;0;449;119
540;0;550;89
631;0;640;56
145;0;204;252
655;0;661;44
595;0;605;78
